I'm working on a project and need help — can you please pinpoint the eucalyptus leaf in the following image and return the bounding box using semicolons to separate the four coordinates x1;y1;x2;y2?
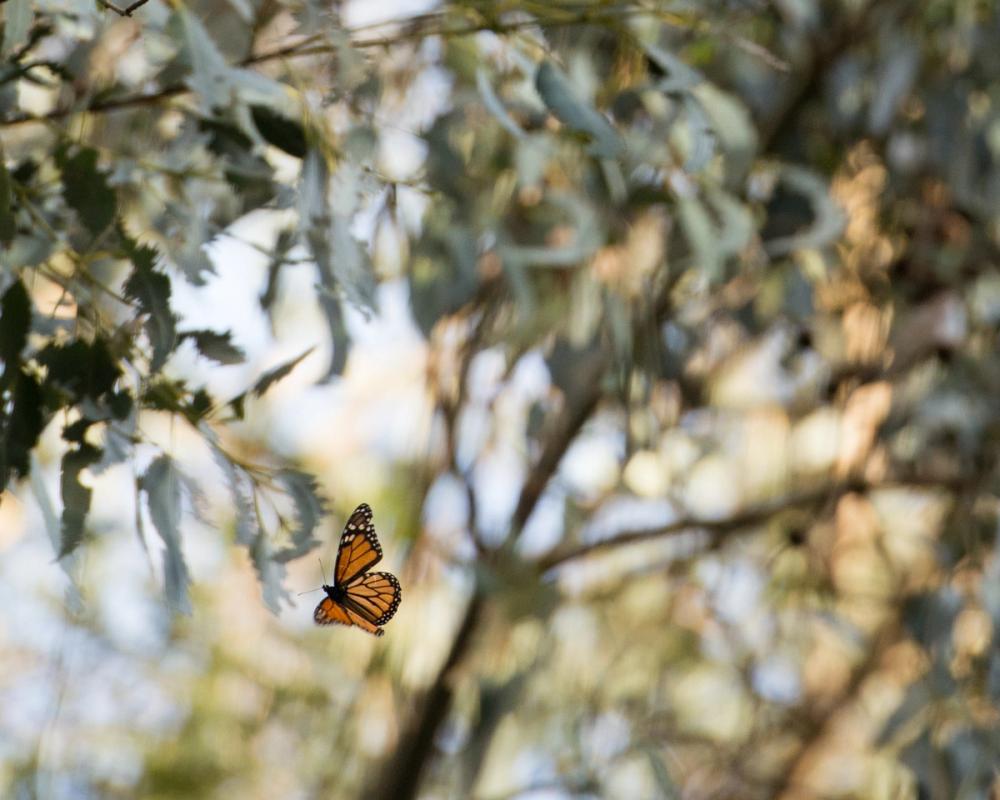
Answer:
141;455;192;613
535;61;623;159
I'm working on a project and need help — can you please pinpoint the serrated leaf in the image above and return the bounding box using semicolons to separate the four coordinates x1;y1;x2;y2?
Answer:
208;438;258;546
123;234;177;372
141;455;191;613
535;61;623;159
272;469;326;563
0;278;31;372
55;145;116;237
249;525;290;613
252;347;315;397
59;444;101;559
180;329;245;365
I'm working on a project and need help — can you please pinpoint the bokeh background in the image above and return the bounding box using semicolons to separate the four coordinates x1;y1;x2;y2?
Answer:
2;1;1000;798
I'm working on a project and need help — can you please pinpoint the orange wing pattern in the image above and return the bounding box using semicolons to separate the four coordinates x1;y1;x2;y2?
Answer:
333;503;382;585
343;572;401;626
314;595;385;637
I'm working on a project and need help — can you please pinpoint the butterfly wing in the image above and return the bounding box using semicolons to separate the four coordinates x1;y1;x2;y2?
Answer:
334;503;383;586
343;571;402;626
314;595;385;637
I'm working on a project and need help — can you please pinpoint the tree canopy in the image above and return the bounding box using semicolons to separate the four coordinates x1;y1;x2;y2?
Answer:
2;1;1000;798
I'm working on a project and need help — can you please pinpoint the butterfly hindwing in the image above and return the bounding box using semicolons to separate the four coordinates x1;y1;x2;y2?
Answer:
344;571;401;626
314;594;384;637
333;503;382;586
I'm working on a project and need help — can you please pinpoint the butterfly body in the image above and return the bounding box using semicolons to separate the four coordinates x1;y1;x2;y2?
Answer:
313;503;401;637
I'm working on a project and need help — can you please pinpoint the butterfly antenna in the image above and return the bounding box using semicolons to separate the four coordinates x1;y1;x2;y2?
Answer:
297;587;323;596
318;557;327;584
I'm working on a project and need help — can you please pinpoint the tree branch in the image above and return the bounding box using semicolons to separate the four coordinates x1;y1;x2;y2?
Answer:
538;474;971;573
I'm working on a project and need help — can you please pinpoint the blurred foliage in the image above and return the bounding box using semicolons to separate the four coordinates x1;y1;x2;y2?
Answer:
3;0;1000;798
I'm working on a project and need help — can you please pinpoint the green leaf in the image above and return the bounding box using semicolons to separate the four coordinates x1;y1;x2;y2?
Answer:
764;166;846;257
249;524;290;613
476;68;524;139
122;234;177;372
141;455;191;613
0;279;31;374
645;748;681;799
299;150;376;311
38;338;121;400
271;469;326;563
317;292;350;380
0;371;44;487
179;329;245;365
250;105;307;159
535;61;623;159
175;8;233;111
2;0;32;57
59;444;101;559
208;437;257;546
0;147;15;245
259;228;296;311
252;347;315;397
54;145;116;237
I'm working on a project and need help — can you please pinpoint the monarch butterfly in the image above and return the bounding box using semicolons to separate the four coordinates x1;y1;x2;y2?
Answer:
314;503;401;637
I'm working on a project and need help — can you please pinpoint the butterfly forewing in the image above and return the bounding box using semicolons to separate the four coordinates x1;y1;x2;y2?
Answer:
333;503;382;586
344;571;401;626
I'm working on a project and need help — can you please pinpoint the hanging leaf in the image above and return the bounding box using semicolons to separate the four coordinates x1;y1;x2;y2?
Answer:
58;444;101;559
0;371;44;487
0;278;31;374
208;438;258;546
141;455;192;613
271;469;326;563
123;234;177;372
249;525;290;613
317;291;350;380
259;228;297;312
0;147;15;246
535;61;623;159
